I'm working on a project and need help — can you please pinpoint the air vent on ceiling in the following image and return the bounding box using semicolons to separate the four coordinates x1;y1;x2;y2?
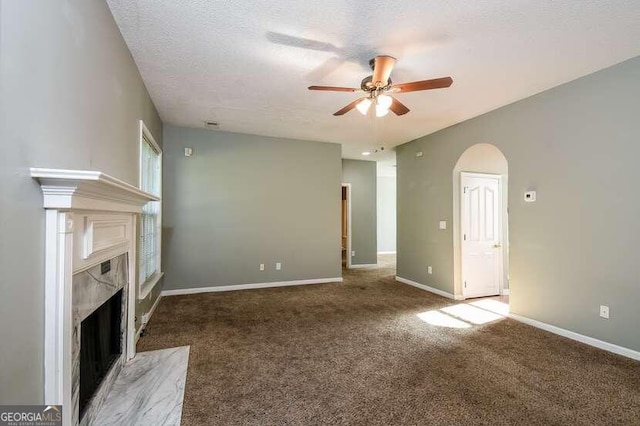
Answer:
204;121;220;129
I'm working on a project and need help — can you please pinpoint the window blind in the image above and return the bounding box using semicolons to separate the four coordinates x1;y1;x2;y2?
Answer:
140;135;161;287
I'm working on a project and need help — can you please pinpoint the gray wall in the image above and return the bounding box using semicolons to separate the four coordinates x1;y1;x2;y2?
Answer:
342;160;377;265
162;125;342;290
397;56;640;352
377;176;397;253
0;0;162;403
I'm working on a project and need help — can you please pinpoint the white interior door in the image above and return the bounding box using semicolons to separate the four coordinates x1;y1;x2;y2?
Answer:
461;173;502;298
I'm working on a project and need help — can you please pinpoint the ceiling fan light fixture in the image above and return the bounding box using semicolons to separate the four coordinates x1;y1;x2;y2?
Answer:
375;104;390;117
356;98;372;115
375;107;389;117
377;94;393;109
375;94;392;117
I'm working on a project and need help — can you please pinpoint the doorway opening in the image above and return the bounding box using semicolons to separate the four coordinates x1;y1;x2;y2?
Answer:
341;183;352;269
453;144;509;301
376;161;397;273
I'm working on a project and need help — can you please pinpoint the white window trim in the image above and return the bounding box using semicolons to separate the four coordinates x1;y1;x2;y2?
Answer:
140;271;164;299
138;120;162;299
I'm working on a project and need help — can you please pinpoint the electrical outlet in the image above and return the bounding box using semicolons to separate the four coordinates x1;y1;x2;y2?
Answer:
141;313;150;325
351;250;355;257
599;305;609;319
259;263;265;271
276;262;282;271
428;266;433;274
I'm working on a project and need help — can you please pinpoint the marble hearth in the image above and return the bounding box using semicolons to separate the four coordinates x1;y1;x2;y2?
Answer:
94;346;190;425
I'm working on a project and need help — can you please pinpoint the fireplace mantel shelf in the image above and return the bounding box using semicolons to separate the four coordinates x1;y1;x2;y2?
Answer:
31;168;159;213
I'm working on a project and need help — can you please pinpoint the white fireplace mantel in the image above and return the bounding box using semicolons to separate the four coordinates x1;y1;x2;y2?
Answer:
32;168;158;426
31;168;159;212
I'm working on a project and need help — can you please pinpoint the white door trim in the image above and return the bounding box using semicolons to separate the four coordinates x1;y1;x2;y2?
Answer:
342;183;352;269
460;172;504;298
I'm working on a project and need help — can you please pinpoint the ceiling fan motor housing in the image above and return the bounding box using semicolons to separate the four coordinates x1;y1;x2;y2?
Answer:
361;75;392;91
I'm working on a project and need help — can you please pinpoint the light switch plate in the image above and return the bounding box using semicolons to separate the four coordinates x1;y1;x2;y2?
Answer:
276;262;282;271
439;221;447;230
428;266;433;274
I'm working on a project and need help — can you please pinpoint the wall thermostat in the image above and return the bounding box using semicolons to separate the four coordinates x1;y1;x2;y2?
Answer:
524;191;536;202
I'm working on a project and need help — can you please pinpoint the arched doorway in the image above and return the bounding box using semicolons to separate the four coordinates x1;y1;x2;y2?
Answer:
453;144;509;299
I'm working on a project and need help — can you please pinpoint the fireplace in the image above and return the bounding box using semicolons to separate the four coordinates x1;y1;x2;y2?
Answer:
79;289;122;419
32;168;158;425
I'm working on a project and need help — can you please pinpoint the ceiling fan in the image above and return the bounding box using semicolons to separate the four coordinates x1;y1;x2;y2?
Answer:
308;55;453;117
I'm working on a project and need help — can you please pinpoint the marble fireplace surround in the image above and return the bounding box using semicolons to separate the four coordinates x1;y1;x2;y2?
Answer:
32;169;158;426
73;254;128;426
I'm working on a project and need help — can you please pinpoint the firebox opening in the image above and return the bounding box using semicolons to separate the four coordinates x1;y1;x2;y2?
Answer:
79;288;123;420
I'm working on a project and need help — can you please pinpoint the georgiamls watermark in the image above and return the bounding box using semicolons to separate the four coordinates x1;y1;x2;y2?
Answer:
0;405;62;425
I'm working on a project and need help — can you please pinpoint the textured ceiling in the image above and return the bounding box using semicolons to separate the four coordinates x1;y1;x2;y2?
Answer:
107;0;640;162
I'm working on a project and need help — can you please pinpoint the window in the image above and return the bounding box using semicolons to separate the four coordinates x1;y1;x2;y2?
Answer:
139;121;162;298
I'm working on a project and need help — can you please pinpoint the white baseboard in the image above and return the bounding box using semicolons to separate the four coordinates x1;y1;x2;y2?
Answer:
135;292;163;344
377;251;397;255
350;263;378;269
395;276;464;300
509;313;640;361
161;277;343;297
145;292;162;324
501;288;510;296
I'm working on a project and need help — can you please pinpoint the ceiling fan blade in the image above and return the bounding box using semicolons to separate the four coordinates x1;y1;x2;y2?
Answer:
391;77;453;93
389;97;410;116
308;85;359;92
334;97;368;116
372;55;396;86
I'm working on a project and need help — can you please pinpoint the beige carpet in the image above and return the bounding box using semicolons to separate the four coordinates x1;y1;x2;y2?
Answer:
138;256;640;425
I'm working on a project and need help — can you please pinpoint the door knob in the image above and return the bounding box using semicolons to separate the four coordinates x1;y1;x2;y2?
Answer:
493;243;502;248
